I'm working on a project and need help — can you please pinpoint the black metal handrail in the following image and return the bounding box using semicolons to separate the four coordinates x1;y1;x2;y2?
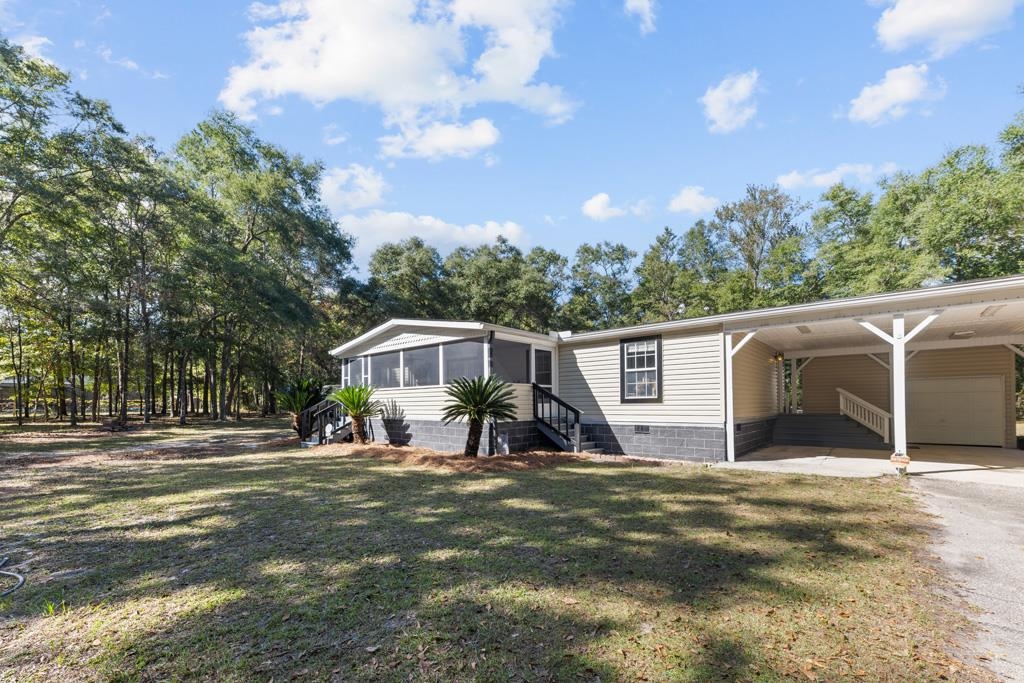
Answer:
299;399;349;442
532;383;582;452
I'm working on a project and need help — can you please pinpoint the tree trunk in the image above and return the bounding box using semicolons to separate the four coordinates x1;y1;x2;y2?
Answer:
66;328;78;426
106;357;113;417
91;348;101;422
117;304;130;426
141;249;155;423
202;359;210;416
8;324;23;425
352;415;366;444
188;359;196;414
209;354;218;420
464;419;483;457
79;371;86;420
168;355;176;417
177;351;188;426
217;319;232;421
55;357;67;421
160;351;169;415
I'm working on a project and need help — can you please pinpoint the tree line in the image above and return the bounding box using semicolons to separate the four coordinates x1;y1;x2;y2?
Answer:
1;38;1022;425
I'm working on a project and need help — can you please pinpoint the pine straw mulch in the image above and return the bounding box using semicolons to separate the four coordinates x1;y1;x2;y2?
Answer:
314;440;679;472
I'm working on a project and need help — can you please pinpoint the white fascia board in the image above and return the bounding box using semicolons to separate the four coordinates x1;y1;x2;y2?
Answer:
329;319;486;357
491;328;559;347
330;319;555;357
559;275;1024;345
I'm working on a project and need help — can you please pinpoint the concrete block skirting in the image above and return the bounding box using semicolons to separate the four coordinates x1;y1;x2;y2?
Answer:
733;417;777;456
364;417;542;456
582;422;727;462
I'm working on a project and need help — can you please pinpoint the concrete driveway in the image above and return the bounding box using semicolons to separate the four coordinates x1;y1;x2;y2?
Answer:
719;444;1024;681
719;444;1024;485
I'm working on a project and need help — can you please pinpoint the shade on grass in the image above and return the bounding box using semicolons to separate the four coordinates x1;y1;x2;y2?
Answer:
0;433;985;681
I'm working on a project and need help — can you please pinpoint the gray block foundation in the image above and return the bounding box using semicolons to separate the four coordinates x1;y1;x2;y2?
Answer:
581;422;727;462
365;417;542;456
733;417;777;456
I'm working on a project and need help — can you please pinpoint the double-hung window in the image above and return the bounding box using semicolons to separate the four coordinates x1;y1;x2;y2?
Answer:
620;336;661;402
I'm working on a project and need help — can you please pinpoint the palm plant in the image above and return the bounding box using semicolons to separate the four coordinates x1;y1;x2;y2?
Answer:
442;375;516;457
276;378;325;437
328;385;383;444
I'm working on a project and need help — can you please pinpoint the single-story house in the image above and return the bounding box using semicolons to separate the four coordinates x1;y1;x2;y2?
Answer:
328;275;1024;461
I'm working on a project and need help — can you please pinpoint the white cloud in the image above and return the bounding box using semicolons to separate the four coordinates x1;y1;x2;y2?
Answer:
96;44;169;80
776;162;899;189
876;0;1020;58
580;192;648;221
220;1;576;160
582;193;625;221
699;69;759;134
320;164;388;212
340;210;527;266
378;118;500;160
14;34;52;60
98;44;139;71
848;63;944;125
624;0;656;34
667;185;719;214
322;124;348;146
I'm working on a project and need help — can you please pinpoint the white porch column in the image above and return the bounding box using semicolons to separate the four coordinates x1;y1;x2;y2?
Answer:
725;334;735;461
788;358;798;413
858;311;941;455
724;330;757;462
891;316;907;455
776;355;786;414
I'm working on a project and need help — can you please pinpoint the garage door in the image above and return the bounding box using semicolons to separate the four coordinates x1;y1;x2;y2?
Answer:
907;376;1004;446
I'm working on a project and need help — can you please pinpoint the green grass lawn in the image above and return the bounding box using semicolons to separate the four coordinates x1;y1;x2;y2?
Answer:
0;421;986;682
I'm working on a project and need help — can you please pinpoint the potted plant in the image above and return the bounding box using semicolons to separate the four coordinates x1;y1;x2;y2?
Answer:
441;375;516;457
328;385;383;444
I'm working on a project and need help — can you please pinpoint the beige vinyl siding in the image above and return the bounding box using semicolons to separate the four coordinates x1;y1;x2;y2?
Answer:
558;330;724;425
375;383;532;422
732;337;780;420
801;346;1015;447
803;355;891;413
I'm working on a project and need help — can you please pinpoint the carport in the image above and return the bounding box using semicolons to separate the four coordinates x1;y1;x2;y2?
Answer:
722;276;1024;461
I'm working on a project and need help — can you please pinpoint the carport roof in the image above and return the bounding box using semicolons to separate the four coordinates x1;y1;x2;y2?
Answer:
558;274;1024;352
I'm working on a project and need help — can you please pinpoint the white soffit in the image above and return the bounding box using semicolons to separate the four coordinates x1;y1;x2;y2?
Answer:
758;298;1024;353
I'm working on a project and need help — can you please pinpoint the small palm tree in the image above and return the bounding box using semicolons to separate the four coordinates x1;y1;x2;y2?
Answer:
442;375;516;457
276;378;325;437
328;385;383;444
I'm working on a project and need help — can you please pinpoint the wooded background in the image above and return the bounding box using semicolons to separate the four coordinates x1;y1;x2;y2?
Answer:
2;40;1022;424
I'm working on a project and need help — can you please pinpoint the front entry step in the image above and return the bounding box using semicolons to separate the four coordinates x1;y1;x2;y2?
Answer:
772;414;889;450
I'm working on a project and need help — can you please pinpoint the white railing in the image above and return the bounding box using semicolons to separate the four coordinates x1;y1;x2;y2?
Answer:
836;388;891;443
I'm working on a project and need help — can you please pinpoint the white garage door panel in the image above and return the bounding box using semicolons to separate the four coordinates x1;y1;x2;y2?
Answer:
908;376;1004;446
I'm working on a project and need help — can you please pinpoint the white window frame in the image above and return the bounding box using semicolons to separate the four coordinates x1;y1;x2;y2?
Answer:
621;336;662;402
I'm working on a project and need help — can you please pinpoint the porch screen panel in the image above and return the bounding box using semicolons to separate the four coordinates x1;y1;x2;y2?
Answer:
371;351;401;388
443;339;485;382
404;345;440;386
491;339;530;384
342;357;364;387
534;349;553;387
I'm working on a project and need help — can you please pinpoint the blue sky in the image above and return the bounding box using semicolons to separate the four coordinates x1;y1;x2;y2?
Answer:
4;0;1023;272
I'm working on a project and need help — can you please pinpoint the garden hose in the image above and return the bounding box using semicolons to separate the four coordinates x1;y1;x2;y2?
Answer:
0;556;25;596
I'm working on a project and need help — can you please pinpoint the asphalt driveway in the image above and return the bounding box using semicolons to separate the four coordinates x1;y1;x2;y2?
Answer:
913;478;1024;682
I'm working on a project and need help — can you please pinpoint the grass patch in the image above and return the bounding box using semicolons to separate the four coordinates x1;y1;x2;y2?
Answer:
0;421;988;681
